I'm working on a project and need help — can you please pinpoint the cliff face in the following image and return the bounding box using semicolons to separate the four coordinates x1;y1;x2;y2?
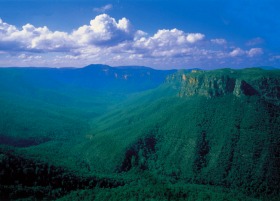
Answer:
84;68;280;199
167;69;280;105
1;67;280;200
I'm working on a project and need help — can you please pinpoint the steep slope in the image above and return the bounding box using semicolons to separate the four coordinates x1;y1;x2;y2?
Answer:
75;68;280;199
1;67;279;200
170;68;280;105
0;64;175;141
0;65;178;200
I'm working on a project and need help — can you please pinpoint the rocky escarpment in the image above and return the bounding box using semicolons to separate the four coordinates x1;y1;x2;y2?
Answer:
167;69;280;105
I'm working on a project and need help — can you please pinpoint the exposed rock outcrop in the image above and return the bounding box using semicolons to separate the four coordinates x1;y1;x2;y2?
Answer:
167;69;280;105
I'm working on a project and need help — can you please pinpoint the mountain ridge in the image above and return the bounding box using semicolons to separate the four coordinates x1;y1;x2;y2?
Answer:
0;66;280;200
166;68;280;105
1;64;279;70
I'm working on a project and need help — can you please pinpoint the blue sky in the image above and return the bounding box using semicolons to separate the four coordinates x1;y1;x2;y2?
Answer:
0;0;279;69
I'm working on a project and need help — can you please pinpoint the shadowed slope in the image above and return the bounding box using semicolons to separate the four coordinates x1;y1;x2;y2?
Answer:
1;67;279;200
75;68;280;199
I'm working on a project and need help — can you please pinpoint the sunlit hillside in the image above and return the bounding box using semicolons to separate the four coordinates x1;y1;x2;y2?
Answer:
0;66;279;200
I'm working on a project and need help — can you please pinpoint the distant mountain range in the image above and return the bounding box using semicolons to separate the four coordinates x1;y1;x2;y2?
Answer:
0;65;280;200
0;64;176;93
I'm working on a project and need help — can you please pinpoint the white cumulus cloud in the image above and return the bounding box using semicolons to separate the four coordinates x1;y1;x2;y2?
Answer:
229;47;263;58
186;33;205;43
132;29;205;58
72;14;133;46
229;48;245;57
0;19;74;52
0;15;272;68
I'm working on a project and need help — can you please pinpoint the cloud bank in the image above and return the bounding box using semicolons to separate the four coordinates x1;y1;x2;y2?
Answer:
0;15;268;68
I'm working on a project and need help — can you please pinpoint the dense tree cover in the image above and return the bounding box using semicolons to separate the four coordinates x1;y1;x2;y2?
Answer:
0;67;279;200
0;148;124;200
